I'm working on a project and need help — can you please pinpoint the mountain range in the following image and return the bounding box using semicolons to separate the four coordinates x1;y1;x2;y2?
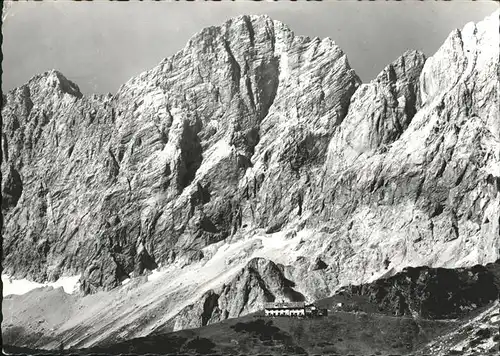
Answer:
2;10;499;355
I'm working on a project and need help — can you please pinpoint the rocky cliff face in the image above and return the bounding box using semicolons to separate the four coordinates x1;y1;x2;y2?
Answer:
2;11;499;347
339;260;500;319
286;10;500;292
2;14;361;291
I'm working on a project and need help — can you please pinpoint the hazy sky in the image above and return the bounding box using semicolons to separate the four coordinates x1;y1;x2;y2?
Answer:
2;1;498;95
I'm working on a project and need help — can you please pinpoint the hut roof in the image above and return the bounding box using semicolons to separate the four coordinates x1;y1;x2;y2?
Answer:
264;301;305;309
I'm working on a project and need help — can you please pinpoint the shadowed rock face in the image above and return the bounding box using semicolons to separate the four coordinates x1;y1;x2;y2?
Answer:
2;164;23;209
339;260;500;319
1;11;500;345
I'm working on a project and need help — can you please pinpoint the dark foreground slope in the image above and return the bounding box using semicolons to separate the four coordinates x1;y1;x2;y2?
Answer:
2;312;462;356
4;304;497;356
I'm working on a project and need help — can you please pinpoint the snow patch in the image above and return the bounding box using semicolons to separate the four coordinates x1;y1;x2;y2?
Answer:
2;275;45;296
147;268;166;282
2;274;81;296
252;228;306;265
194;139;233;180
50;275;81;294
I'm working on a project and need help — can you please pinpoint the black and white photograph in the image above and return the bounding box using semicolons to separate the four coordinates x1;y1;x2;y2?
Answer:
1;1;499;355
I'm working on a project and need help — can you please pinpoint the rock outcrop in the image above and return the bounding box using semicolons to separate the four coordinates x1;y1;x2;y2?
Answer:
417;300;500;356
2;10;499;348
338;259;500;319
169;257;305;331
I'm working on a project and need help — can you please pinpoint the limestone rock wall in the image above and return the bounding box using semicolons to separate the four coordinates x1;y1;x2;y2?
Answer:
2;11;499;338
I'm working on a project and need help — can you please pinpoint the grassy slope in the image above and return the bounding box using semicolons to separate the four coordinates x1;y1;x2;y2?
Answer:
4;308;461;356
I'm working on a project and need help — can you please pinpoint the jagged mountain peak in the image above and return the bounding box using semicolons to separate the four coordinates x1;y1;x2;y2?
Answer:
2;69;83;122
184;14;292;49
118;12;355;104
25;69;83;99
374;49;426;84
419;9;499;105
